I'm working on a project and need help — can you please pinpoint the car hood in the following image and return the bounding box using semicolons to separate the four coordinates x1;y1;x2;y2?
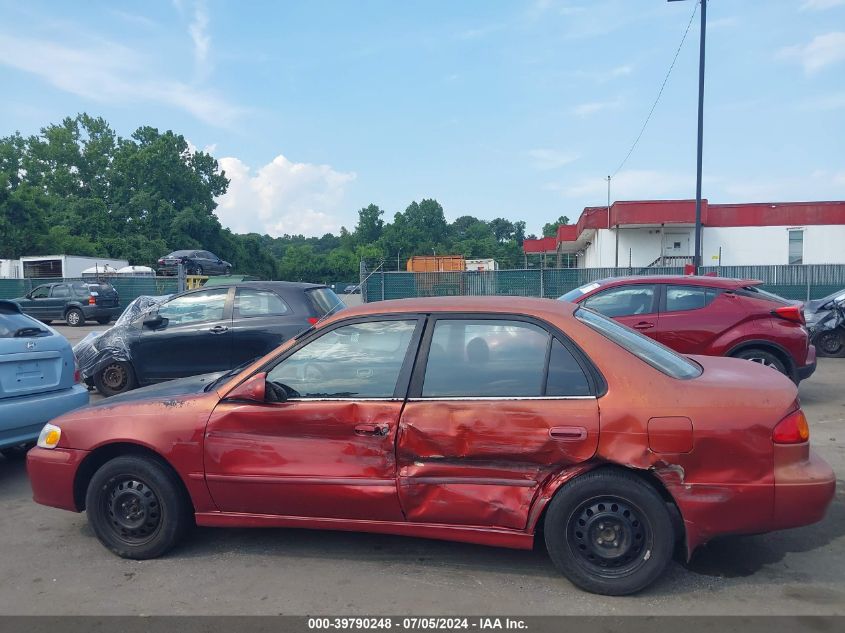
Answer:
89;371;226;407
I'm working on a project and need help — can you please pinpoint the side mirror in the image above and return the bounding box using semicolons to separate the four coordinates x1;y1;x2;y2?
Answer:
143;313;166;329
224;372;267;403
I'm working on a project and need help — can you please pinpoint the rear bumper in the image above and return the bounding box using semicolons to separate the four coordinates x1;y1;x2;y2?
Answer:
81;305;122;320
0;384;89;450
27;447;89;511
772;444;836;530
796;345;817;382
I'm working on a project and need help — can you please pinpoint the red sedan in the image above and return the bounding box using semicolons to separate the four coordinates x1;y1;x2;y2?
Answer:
27;297;834;595
560;275;816;383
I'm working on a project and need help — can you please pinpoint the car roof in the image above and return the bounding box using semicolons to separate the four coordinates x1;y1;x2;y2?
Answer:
328;296;576;319
590;275;761;289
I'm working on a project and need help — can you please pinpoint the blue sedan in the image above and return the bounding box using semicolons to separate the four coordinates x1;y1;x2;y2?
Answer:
0;300;89;458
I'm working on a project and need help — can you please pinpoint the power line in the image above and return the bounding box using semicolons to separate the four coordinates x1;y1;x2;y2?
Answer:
611;0;699;178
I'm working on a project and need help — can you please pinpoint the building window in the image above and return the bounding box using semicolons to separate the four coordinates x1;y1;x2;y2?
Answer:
788;229;804;265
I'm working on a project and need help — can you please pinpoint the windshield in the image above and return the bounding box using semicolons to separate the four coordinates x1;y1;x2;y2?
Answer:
575;307;702;379
560;282;602;303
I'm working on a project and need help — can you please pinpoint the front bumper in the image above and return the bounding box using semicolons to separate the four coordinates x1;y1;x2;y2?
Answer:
796;344;817;382
27;446;89;511
0;384;89;450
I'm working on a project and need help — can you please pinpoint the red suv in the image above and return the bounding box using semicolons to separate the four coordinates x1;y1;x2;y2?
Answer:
560;276;816;383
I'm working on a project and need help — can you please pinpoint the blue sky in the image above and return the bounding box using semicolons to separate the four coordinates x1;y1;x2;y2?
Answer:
1;0;844;237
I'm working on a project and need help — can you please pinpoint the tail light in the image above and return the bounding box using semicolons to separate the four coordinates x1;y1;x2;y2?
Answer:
158;259;165;265
772;305;805;324
307;317;319;325
773;409;810;444
88;296;96;305
73;358;81;384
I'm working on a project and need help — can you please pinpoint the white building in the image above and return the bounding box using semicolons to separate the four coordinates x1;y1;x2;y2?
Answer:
0;255;130;279
523;200;845;268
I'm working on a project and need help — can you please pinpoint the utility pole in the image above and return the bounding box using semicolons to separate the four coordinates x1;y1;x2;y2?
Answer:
670;0;706;271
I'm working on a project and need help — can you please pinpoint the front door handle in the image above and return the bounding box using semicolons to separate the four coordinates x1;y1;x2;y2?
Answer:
209;325;229;334
633;321;655;330
354;423;390;436
549;426;588;441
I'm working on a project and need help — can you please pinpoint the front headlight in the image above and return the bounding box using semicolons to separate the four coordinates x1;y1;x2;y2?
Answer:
37;424;62;449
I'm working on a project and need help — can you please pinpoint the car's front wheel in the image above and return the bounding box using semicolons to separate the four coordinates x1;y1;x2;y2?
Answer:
543;469;675;595
65;308;85;327
85;455;192;559
94;361;137;397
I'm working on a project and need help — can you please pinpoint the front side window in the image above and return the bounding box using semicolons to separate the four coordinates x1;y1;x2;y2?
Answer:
30;286;50;299
576;307;701;379
267;320;417;398
788;229;804;265
422;319;550;397
582;285;656;318
158;288;228;325
234;289;290;317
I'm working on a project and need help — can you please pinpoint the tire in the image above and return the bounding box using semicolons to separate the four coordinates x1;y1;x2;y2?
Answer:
96;317;112;326
731;348;788;376
814;329;845;358
224;266;231;275
195;265;203;276
543;469;675;596
85;455;192;559
94;361;137;397
65;308;85;327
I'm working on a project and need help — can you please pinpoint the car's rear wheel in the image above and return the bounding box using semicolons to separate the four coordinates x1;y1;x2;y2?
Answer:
195;265;203;276
224;266;231;275
85;455;192;559
94;361;137;397
65;308;85;327
732;348;788;376
814;330;845;358
96;317;112;325
544;469;674;596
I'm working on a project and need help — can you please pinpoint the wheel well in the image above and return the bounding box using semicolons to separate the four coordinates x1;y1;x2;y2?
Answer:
538;464;686;554
73;442;193;512
728;342;793;374
64;305;82;317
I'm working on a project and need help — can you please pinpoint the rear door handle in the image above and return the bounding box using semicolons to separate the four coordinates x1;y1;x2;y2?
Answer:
633;321;655;330
549;426;588;441
209;325;229;334
354;423;390;436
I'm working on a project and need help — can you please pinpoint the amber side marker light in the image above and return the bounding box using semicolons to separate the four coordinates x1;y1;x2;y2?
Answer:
773;410;810;444
37;423;62;449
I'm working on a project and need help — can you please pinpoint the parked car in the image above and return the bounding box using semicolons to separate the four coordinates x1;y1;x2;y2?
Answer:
13;281;122;327
559;276;816;383
0;300;88;457
157;250;232;276
343;284;361;294
74;281;345;397
805;289;845;358
28;297;834;595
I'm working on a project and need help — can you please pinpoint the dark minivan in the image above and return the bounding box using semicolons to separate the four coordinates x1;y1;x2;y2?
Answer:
76;281;345;396
14;282;121;327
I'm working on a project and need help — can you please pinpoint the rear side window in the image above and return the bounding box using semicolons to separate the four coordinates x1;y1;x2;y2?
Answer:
664;285;720;312
576;307;701;379
72;283;91;296
50;284;70;298
546;339;591;396
582;285;656;317
235;288;290;317
306;287;345;317
422;320;550;397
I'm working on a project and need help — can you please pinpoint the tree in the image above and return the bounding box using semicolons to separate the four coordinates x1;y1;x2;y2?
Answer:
542;215;570;238
354;204;384;244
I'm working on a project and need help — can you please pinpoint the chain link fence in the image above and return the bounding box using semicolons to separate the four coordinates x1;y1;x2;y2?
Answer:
360;262;845;303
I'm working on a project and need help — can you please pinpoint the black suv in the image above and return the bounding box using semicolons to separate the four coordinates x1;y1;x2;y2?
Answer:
157;250;232;276
14;282;122;327
75;281;346;396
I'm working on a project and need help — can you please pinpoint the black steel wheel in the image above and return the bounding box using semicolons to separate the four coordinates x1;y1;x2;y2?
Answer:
86;455;192;559
815;330;845;357
544;469;674;595
94;361;137;397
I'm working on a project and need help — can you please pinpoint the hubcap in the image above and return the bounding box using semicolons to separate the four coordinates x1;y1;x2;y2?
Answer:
568;497;651;577
102;363;127;390
104;477;161;543
747;356;778;370
67;312;79;325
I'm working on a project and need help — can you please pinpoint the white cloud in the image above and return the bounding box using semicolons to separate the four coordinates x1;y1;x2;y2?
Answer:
0;33;242;127
550;170;695;200
187;0;211;76
778;32;845;74
800;0;845;10
527;148;578;170
216;155;356;237
571;98;622;117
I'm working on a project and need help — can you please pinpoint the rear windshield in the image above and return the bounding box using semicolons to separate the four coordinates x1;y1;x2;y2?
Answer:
167;250;193;257
0;312;48;338
72;282;116;295
738;285;790;305
575;307;702;379
306;287;345;316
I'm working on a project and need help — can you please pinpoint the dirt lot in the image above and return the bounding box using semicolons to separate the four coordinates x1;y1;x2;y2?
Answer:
0;328;842;615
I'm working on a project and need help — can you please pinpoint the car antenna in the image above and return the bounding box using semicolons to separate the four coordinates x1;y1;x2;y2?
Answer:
314;260;384;328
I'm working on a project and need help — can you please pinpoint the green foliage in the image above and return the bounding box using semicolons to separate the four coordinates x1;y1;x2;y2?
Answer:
1;113;560;283
542;215;570;238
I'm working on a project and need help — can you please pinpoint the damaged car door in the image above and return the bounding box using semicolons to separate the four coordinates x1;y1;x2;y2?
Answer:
203;317;423;520
396;317;601;530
